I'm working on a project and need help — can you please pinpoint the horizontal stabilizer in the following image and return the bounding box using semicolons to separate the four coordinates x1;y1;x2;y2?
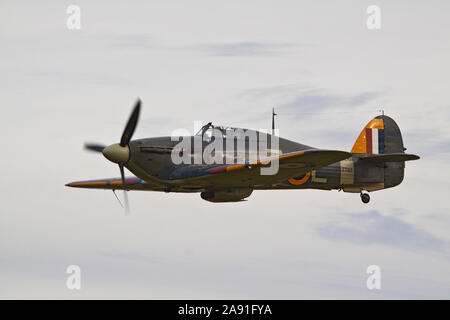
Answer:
361;153;420;162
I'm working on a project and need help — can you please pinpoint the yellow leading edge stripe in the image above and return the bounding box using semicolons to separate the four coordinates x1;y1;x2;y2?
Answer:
223;151;305;173
67;181;108;187
68;180;124;187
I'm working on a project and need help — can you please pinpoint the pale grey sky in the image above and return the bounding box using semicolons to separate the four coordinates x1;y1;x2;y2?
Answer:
1;0;450;299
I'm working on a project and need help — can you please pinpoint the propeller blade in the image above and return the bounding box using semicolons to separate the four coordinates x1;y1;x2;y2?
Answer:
119;162;130;214
84;143;106;153
83;99;140;213
120;99;141;147
123;188;130;214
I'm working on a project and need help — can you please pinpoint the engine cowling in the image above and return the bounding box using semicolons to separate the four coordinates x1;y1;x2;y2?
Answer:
200;188;253;203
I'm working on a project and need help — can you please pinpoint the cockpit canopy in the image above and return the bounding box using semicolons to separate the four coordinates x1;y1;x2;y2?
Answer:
195;122;261;141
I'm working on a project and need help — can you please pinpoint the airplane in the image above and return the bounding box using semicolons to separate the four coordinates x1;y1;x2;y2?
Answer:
65;99;420;209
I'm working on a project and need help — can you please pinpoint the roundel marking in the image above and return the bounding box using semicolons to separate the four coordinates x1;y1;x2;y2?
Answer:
288;171;311;186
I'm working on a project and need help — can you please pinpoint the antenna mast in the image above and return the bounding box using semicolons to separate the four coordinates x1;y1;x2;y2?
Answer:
272;108;277;135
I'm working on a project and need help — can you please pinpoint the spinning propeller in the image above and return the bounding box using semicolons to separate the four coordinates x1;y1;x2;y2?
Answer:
84;99;141;213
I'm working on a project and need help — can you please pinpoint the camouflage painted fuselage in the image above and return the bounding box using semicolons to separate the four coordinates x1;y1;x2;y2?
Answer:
124;115;405;192
67;115;418;202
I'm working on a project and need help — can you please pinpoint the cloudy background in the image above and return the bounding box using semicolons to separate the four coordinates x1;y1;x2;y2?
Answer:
1;0;450;299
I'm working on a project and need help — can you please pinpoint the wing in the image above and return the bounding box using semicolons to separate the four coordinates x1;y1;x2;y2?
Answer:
65;176;202;192
168;149;352;188
66;149;351;190
65;177;147;190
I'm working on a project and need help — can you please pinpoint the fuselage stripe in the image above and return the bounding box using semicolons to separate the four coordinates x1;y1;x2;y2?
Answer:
372;128;379;154
366;128;372;154
378;129;385;154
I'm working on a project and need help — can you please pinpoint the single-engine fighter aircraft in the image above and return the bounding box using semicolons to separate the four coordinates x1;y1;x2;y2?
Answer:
66;99;419;208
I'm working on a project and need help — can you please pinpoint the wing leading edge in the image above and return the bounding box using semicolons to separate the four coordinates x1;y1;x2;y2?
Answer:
65;177;144;189
66;149;352;190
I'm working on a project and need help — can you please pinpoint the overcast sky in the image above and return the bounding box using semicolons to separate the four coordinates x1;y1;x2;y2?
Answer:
1;0;450;299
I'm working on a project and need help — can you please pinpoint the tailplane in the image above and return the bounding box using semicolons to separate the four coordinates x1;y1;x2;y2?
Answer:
361;153;420;162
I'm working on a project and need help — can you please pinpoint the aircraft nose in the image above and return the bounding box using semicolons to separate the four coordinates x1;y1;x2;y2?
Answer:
102;143;130;163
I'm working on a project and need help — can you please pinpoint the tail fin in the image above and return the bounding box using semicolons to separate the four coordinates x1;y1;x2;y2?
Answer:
351;115;404;154
351;115;420;189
